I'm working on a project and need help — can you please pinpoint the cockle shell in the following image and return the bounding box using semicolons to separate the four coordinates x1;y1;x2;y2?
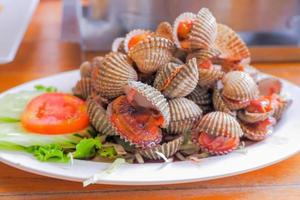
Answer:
257;77;282;96
215;24;250;63
162;58;199;98
155;21;174;42
153;60;183;91
166;98;203;135
124;29;152;53
212;87;236;116
79;61;93;78
273;98;292;121
95;52;138;99
124;81;170;127
198;67;224;88
173;12;196;49
189;8;217;49
91;56;104;93
222;96;250;110
73;78;93;100
128;36;174;74
87;96;115;136
222;71;259;101
107;95;162;149
137;135;184;160
112;37;126;54
186;48;221;65
193;111;243;138
237;109;274;124
240;121;274;141
186;85;212;107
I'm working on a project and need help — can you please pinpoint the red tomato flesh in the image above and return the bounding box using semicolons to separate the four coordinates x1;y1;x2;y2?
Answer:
21;93;89;134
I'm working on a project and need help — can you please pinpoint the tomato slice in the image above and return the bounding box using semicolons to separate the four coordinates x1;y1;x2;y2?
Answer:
21;93;89;134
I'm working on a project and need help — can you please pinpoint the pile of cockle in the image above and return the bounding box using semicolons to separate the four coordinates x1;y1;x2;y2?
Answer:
73;8;292;163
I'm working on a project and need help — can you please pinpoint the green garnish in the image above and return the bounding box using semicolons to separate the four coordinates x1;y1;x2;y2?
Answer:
73;138;102;159
27;144;70;163
99;146;117;158
0;117;20;123
34;85;58;92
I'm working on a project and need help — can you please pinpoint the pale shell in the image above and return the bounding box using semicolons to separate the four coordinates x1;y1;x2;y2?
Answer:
155;21;174;42
186;85;211;107
79;61;92;78
172;12;196;49
128;36;174;74
198;67;224;88
124;29;152;53
212;87;236;116
95;52;138;99
193;111;243;138
215;23;250;63
166;98;203;135
189;8;217;49
72;77;93;100
222;71;259;101
222;96;250;110
87;97;115;136
124;81;170;127
237;110;274;124
91;56;104;93
163;58;199;98
273;98;292;121
186;48;221;64
137;136;184;160
240;122;272;141
112;37;126;54
153;60;183;91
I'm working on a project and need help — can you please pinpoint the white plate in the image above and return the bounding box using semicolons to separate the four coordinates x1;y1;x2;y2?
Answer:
0;70;299;185
0;0;39;64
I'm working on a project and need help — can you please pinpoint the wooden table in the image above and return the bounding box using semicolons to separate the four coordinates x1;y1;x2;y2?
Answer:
1;1;300;199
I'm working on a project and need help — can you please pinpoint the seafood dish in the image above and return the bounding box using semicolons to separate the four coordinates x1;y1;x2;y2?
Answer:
0;8;292;167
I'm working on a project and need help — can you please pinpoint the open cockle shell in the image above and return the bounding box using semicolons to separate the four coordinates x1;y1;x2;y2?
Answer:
153;60;183;91
73;77;93;100
128;36;175;74
112;37;126;54
273;98;292;121
186;48;221;65
222;71;259;101
240;121;273;141
212;87;236;116
124;81;170;127
124;29;152;53
87;96;115;136
173;12;196;49
155;21;174;42
189;8;217;49
186;85;212;107
166;98;203;135
137;135;184;160
163;58;199;98
257;77;282;96
198;67;224;88
193;111;244;138
215;23;250;63
237;109;274;124
95;52;138;99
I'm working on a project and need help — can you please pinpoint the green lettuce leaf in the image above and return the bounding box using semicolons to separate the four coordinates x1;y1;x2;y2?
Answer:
73;138;102;159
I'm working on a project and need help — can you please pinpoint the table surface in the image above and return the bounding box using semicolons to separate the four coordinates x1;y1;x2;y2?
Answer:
1;1;300;200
